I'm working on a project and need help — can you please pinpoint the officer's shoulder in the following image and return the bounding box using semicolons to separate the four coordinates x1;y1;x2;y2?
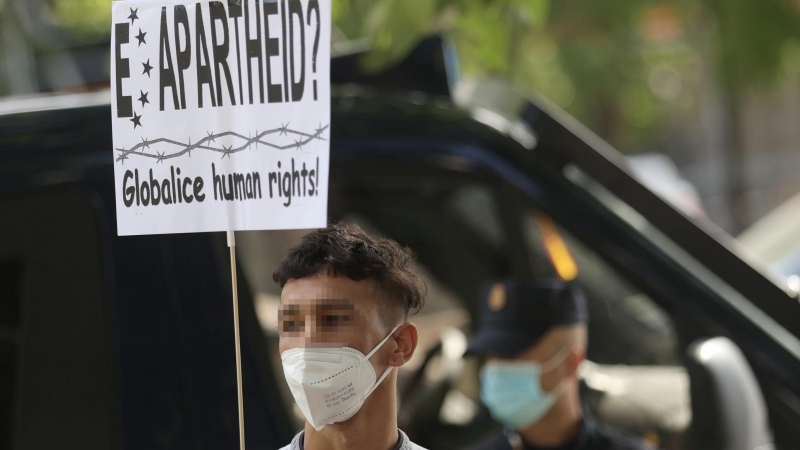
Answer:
591;421;656;450
461;430;510;450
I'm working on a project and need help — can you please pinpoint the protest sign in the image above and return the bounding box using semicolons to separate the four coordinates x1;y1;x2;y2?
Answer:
111;2;330;448
111;0;330;236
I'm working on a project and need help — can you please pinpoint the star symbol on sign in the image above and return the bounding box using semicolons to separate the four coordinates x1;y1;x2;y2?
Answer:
138;90;149;108
128;8;139;25
131;112;142;129
135;28;147;47
142;59;153;77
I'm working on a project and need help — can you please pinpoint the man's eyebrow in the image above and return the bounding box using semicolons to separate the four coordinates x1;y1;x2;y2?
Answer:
316;301;355;311
279;299;353;308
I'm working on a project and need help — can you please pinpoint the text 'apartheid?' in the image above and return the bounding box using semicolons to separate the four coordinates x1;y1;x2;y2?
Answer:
115;0;322;117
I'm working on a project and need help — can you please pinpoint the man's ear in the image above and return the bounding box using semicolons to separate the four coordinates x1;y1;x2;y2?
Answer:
565;346;585;379
387;323;418;367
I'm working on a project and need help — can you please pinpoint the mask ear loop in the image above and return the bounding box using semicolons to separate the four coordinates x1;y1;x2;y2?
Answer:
362;325;401;398
363;325;400;361
540;345;571;373
539;346;573;398
365;365;395;398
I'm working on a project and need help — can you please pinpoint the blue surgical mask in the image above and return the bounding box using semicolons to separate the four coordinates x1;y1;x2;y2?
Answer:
480;348;569;429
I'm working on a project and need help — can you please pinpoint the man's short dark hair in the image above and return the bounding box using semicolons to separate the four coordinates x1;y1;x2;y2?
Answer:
272;223;426;323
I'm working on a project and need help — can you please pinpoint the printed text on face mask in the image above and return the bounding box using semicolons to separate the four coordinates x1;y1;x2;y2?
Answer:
324;383;355;408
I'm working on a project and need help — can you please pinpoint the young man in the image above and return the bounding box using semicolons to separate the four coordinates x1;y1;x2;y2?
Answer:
272;223;428;450
464;281;652;450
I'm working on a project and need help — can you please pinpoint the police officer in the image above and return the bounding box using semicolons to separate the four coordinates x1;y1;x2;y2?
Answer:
463;281;652;450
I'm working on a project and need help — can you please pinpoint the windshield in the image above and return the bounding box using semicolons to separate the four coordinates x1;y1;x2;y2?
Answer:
236;161;686;447
563;164;800;362
521;211;679;366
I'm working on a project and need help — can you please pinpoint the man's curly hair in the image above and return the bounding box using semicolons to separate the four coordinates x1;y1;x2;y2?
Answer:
272;223;426;323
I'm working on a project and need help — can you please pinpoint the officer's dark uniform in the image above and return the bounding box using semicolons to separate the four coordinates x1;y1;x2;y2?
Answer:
462;281;653;450
463;413;650;450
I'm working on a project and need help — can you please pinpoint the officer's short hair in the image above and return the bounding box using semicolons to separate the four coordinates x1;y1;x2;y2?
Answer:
551;324;588;352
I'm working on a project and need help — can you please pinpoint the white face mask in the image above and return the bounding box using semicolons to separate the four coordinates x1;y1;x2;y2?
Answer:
280;326;399;431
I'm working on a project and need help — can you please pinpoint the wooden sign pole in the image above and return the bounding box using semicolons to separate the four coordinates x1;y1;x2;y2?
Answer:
227;230;246;450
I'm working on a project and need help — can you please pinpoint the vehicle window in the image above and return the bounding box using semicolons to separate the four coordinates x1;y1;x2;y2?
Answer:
522;212;680;366
236;228;313;429
236;180;498;430
449;185;506;249
0;192;114;450
237;169;688;449
563;164;800;362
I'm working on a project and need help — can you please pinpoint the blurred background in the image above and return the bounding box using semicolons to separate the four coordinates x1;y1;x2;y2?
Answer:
5;0;800;236
3;1;800;449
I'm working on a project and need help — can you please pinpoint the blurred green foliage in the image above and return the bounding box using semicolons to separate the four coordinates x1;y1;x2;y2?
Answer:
43;0;800;151
50;0;111;37
331;0;800;151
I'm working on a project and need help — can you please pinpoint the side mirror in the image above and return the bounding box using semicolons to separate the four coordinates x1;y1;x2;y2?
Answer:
686;337;774;450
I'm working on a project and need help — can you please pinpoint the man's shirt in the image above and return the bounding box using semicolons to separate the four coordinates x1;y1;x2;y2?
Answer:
463;413;652;450
279;429;428;450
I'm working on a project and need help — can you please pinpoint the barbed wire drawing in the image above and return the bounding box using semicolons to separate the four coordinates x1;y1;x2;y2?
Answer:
115;123;328;164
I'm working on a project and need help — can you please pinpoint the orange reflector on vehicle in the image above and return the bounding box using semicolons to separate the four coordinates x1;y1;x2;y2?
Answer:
534;215;578;281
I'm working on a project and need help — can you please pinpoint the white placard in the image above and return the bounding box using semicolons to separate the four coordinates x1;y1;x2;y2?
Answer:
111;0;330;235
